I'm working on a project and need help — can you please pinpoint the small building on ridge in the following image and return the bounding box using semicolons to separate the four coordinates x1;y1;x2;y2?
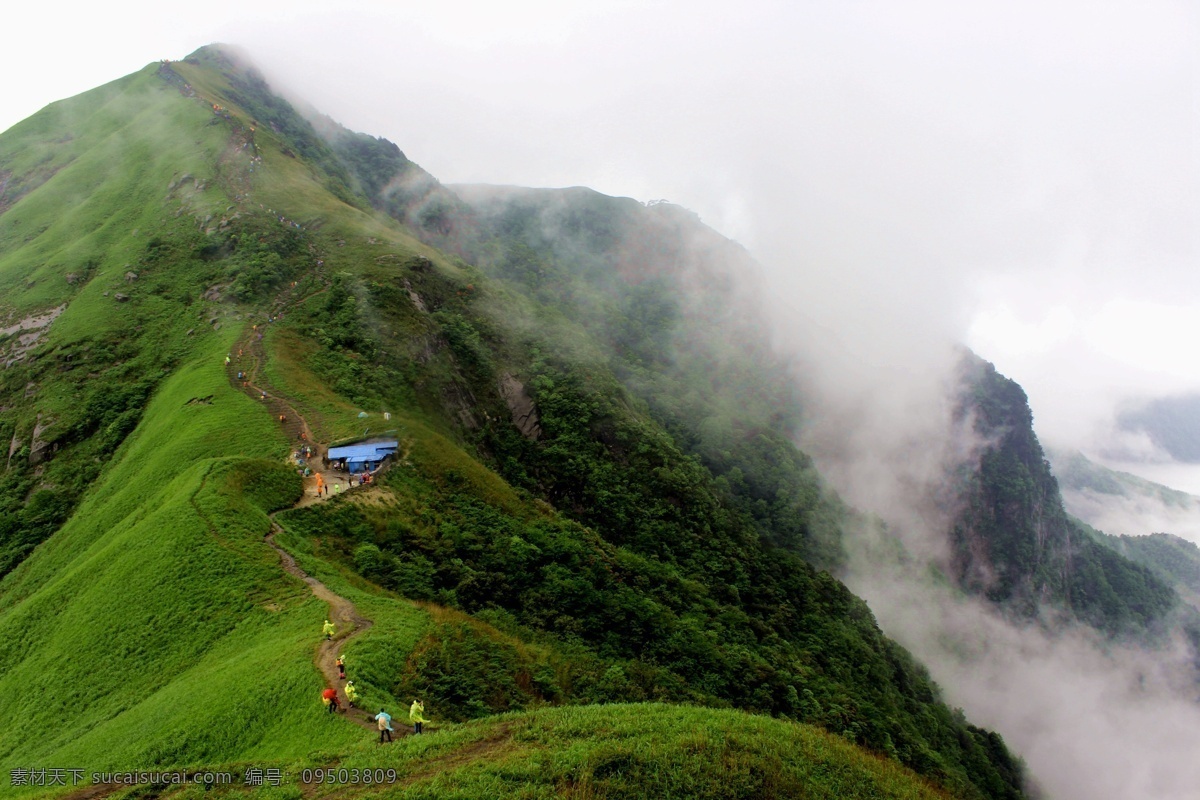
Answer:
326;439;399;473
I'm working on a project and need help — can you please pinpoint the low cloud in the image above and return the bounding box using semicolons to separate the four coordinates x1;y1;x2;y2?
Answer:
854;567;1200;800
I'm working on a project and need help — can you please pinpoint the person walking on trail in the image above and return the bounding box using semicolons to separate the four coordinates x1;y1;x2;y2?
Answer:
333;483;342;495
323;619;335;640
315;473;325;497
336;655;346;680
224;354;231;366
345;681;359;708
322;687;340;713
409;699;427;734
377;709;393;744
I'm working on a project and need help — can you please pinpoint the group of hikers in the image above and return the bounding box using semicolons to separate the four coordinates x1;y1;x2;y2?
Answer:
309;462;376;497
312;472;341;497
321;620;428;742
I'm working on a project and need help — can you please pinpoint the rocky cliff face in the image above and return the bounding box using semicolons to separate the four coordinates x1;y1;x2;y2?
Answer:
953;355;1179;634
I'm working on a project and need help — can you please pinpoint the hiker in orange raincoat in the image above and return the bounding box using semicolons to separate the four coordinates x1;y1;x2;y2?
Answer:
322;687;340;713
315;473;325;497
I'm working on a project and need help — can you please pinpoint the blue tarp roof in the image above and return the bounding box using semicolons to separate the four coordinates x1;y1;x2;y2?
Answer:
327;440;399;461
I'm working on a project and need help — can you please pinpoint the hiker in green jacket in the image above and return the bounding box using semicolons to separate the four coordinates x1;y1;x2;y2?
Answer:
409;699;427;734
323;619;335;640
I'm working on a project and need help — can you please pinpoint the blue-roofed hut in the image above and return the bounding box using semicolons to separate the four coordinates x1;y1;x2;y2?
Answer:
326;439;399;473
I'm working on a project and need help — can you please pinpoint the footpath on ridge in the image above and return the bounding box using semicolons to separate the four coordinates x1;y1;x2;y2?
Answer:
226;303;401;737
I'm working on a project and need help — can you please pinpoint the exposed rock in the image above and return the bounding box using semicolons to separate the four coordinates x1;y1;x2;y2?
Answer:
65;273;79;285
114;293;129;302
443;383;479;430
28;414;55;466
499;373;541;440
403;279;427;313
0;305;65;337
124;271;138;282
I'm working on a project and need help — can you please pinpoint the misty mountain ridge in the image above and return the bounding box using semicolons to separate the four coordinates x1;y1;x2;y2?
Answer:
1115;393;1200;463
0;42;1193;799
1047;446;1200;540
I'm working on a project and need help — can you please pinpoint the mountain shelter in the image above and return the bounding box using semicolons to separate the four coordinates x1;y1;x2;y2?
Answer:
326;439;399;473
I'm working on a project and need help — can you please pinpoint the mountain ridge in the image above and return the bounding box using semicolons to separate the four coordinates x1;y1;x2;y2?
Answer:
0;44;1120;799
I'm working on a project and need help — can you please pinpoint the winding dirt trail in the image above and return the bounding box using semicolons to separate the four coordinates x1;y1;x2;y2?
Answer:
226;311;399;736
264;522;377;732
229;292;371;508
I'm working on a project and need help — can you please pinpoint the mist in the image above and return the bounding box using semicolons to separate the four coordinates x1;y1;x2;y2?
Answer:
8;3;1200;796
853;563;1200;800
276;1;1199;477
1062;484;1200;540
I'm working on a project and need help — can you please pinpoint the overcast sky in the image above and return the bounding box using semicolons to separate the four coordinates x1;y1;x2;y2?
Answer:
5;0;1200;477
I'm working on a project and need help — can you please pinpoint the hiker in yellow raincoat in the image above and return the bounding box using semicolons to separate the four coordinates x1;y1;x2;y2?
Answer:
345;681;359;708
323;619;335;640
409;699;427;734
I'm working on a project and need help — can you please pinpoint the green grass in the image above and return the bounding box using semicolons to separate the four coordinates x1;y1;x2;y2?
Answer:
363;704;954;800
0;48;1013;800
36;704;952;800
0;333;365;787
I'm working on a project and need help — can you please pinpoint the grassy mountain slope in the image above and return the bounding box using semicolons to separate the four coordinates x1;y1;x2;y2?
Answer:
0;46;1022;799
